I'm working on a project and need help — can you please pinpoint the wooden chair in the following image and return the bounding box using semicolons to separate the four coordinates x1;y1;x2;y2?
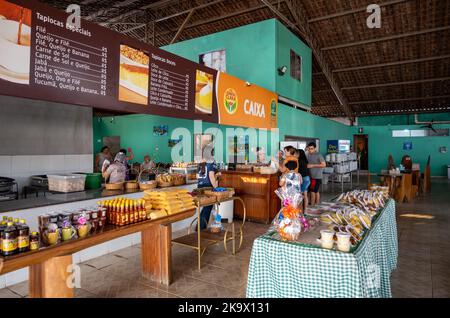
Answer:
423;155;431;193
410;170;420;199
395;173;413;203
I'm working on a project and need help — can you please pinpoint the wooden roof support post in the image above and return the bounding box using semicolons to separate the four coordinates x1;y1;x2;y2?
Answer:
170;9;195;44
277;0;354;122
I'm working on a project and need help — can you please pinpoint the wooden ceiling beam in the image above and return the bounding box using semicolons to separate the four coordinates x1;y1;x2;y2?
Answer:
147;1;281;42
348;95;450;105
341;77;450;90
170;9;195;44
333;55;450;73
322;26;450;51
283;0;354;121
307;0;407;23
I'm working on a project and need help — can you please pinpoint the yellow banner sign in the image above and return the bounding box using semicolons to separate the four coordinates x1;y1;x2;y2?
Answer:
216;72;278;129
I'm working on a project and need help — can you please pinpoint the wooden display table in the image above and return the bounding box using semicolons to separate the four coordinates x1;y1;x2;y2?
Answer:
0;209;195;298
219;170;280;223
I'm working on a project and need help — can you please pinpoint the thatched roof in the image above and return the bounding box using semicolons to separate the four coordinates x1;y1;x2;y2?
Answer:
42;0;450;119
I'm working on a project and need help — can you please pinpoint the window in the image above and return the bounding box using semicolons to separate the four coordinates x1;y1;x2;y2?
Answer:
290;49;302;81
199;50;226;72
392;129;449;137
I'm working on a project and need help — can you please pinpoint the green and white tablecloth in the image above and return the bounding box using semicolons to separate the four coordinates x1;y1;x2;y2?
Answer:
246;199;398;298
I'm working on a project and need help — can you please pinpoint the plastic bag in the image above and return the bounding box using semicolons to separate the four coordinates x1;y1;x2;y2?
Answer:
208;208;223;233
270;172;305;241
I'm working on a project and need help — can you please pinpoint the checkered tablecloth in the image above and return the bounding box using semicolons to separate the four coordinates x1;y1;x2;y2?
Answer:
246;199;398;298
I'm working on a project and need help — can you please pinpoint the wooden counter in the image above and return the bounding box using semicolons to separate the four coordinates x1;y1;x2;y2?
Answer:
0;209;195;298
219;170;280;224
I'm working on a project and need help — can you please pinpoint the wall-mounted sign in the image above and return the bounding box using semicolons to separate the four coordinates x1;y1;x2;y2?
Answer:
216;72;278;130
327;140;339;154
403;141;413;150
0;0;279;130
0;0;218;123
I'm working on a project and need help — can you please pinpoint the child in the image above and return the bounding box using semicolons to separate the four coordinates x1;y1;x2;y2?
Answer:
279;157;303;199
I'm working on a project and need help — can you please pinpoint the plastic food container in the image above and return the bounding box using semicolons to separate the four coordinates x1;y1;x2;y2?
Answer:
47;174;86;193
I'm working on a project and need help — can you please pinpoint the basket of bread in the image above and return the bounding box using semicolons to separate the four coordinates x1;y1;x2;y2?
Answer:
204;187;235;201
156;173;174;187
105;182;124;190
171;173;186;186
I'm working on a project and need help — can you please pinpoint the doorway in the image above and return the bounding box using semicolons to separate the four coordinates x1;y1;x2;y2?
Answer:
353;134;369;171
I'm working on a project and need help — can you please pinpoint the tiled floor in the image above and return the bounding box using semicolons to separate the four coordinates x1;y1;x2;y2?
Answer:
1;177;449;298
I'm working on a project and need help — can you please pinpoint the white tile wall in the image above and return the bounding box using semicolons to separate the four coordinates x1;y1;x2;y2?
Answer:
0;154;94;194
5;268;28;287
0;156;12;177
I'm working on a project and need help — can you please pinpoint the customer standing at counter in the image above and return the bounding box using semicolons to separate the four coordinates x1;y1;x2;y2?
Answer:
297;149;311;209
102;152;127;184
306;142;326;206
94;146;112;173
197;145;220;230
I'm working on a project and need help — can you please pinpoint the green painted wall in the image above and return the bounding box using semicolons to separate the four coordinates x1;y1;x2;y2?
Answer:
162;19;277;92
93;103;353;163
275;21;312;106
278;104;351;154
163;19;312;106
357;113;450;126
351;124;450;176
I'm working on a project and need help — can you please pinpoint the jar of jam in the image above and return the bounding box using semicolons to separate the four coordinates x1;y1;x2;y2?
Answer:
90;219;99;233
98;217;107;231
58;212;71;228
30;231;40;251
38;214;50;228
48;213;58;224
72;212;81;225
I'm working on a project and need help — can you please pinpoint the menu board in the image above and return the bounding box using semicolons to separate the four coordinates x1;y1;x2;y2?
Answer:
0;0;275;128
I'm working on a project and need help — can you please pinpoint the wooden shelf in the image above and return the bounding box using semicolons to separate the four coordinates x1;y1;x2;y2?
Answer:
0;209;196;275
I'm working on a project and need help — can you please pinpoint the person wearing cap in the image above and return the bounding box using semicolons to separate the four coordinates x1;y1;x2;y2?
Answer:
102;152;127;183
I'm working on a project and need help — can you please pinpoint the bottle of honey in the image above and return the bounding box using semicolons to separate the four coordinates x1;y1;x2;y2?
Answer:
139;200;146;221
0;221;6;254
18;219;30;253
126;201;132;224
2;222;18;256
134;200;138;222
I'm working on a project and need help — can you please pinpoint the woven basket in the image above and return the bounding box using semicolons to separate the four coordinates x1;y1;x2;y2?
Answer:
125;181;139;190
195;195;217;206
139;181;157;190
173;178;186;186
253;166;263;173
157;180;174;188
236;164;253;172
105;182;124;190
204;188;235;200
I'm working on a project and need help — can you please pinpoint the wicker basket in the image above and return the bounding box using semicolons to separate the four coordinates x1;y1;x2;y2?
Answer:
157;180;174;188
173;178;186;186
194;195;217;206
125;181;139;190
204;188;235;200
236;164;253;172
253;166;262;173
105;182;124;190
139;181;157;190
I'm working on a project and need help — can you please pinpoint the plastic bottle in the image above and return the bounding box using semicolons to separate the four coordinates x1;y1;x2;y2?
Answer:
18;219;30;253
